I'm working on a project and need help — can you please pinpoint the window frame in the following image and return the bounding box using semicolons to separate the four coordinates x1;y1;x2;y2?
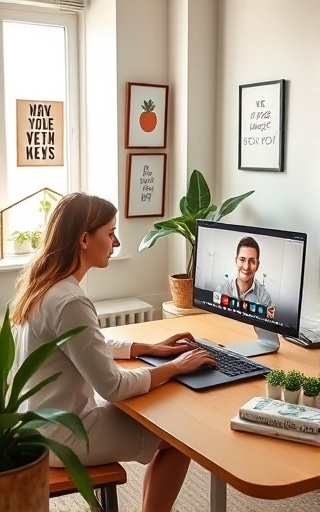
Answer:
0;3;81;209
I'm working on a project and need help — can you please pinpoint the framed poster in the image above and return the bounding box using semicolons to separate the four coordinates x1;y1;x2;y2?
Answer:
125;82;169;148
125;153;167;218
16;99;64;166
238;80;285;172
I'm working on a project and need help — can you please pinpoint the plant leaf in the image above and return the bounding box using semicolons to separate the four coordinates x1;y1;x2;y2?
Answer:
0;306;14;412
139;227;177;251
19;409;89;449
0;411;22;430
13;373;62;412
7;326;86;411
16;436;100;511
213;190;255;220
183;169;212;214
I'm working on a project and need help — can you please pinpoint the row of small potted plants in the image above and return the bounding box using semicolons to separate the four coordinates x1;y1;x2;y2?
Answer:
265;369;320;407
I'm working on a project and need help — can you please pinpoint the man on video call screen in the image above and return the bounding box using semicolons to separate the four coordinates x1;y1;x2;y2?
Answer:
214;236;275;319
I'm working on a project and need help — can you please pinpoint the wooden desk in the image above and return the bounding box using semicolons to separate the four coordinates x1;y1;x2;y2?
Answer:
101;314;320;511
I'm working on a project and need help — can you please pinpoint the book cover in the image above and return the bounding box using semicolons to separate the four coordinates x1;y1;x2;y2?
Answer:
231;414;320;446
239;397;320;435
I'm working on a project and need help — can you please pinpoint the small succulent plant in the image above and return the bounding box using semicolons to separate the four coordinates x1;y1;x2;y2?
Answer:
302;376;320;397
265;369;286;386
283;370;304;392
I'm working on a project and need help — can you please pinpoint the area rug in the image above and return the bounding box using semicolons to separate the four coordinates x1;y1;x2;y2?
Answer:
49;460;320;511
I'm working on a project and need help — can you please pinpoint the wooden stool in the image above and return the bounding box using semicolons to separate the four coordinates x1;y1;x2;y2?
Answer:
49;462;127;512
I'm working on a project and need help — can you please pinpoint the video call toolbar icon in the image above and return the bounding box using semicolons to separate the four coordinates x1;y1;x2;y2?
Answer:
212;291;270;320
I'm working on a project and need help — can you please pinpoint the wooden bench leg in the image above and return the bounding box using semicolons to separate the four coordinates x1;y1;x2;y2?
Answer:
94;484;119;512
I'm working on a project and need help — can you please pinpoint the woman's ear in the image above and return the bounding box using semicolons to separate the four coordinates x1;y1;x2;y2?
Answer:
80;232;88;249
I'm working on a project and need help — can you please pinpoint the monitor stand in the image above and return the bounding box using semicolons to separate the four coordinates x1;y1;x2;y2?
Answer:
226;327;280;357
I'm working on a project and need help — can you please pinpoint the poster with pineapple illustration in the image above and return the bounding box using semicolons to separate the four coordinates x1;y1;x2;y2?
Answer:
125;82;169;148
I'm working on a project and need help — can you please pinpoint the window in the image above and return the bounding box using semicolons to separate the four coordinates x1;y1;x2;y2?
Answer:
0;4;80;257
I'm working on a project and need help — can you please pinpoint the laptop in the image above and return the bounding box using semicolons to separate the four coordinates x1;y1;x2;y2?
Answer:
138;338;271;390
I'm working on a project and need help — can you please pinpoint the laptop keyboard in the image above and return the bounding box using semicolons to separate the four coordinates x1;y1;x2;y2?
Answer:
194;339;270;377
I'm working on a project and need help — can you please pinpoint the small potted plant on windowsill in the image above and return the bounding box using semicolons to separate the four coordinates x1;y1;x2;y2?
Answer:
139;169;254;308
301;376;320;407
29;227;42;251
0;306;100;512
265;369;285;400
11;230;31;254
283;370;304;404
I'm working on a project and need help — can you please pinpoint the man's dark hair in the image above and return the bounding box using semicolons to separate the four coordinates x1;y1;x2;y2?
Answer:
236;236;260;260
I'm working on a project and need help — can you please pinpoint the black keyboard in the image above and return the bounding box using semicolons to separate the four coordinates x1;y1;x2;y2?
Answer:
194;339;270;377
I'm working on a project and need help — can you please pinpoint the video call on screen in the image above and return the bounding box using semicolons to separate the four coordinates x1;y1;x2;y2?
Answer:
193;222;306;335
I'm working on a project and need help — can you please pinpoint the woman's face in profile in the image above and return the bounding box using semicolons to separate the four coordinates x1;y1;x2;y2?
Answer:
85;217;120;268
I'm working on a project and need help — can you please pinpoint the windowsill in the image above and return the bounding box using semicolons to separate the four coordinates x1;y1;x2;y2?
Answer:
0;253;132;273
0;255;31;272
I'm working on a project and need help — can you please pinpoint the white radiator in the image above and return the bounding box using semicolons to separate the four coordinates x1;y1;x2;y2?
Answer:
93;297;153;328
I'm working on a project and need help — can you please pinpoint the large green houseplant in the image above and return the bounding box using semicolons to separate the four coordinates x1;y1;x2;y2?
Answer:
139;169;254;307
0;306;100;511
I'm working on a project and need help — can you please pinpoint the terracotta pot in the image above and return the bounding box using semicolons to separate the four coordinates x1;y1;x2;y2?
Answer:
169;274;193;309
0;448;49;512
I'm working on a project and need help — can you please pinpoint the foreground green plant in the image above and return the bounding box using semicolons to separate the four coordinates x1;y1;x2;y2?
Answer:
302;376;320;397
139;169;254;277
265;369;285;386
283;370;304;392
0;306;100;511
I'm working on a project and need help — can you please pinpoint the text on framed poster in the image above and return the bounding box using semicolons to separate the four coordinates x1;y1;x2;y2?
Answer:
16;99;64;166
125;153;167;218
238;80;285;172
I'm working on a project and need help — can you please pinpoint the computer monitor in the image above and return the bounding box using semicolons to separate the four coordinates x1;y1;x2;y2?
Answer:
193;221;307;357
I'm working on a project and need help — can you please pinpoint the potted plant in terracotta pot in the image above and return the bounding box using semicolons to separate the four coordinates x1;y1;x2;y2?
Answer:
301;376;320;407
0;306;100;512
265;369;285;400
283;369;304;404
139;169;254;308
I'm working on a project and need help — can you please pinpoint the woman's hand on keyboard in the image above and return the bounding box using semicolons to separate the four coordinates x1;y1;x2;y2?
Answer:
147;347;217;389
139;332;198;358
171;348;216;375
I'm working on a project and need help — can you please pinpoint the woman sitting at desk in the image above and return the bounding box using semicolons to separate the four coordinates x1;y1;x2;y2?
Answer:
11;192;215;512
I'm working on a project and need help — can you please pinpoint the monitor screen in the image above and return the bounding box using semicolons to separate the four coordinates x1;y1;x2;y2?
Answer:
193;221;307;354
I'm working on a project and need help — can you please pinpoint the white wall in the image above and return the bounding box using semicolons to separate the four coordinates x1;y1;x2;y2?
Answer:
80;0;172;317
215;0;320;324
1;0;320;326
84;0;218;318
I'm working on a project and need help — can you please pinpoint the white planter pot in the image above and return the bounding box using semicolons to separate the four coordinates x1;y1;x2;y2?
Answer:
283;388;300;404
301;394;316;408
266;383;283;400
13;240;30;254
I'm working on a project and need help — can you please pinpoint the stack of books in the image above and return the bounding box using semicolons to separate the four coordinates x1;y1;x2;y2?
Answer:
231;396;320;446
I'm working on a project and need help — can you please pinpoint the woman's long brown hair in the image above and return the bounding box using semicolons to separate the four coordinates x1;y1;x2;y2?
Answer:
11;193;117;324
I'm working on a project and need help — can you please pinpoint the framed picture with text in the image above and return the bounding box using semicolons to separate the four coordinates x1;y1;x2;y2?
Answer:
125;82;169;148
125;153;167;218
238;79;285;172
